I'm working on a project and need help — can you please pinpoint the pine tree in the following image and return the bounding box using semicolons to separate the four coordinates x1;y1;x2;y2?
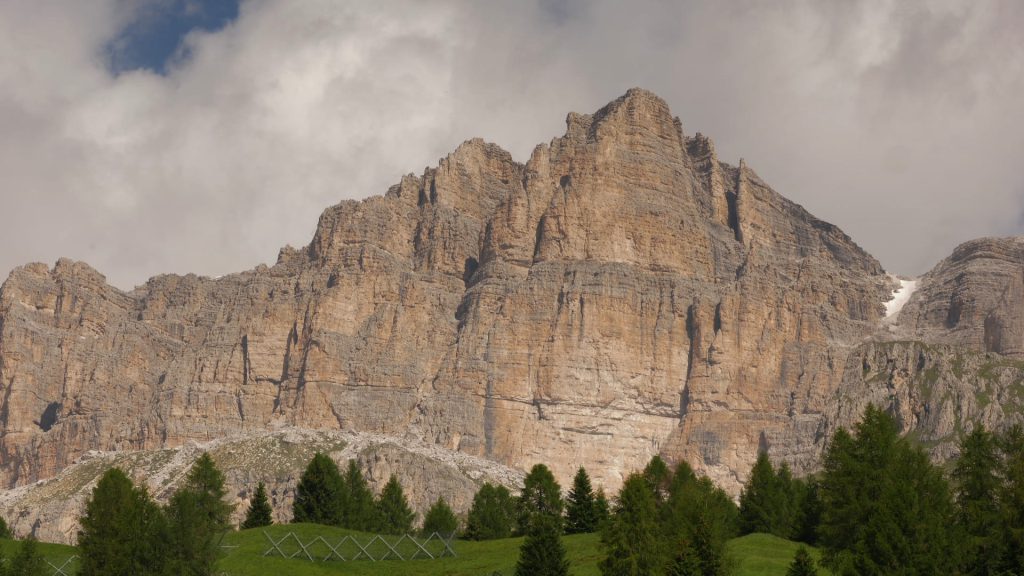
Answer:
515;514;571;576
421;497;458;537
241;482;274;529
793;476;822;545
818;404;957;576
465;483;517;540
7;536;47;576
565;467;598;534
167;452;235;576
739;452;782;535
183;452;234;528
593;488;611;528
292;452;345;525
999;425;1024;572
953;425;1002;575
375;475;415;535
342;460;378;531
665;544;702;576
0;514;11;539
599;473;661;576
643;455;672;502
786;546;818;576
78;467;171;576
517;464;564;535
662;473;737;576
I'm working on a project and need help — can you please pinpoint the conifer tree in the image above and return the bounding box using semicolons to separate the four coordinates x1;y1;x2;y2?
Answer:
599;473;661;576
515;514;570;576
375;474;415;535
421;497;458;537
565;467;598;534
818;404;956;575
517;464;564;535
786;546;818;576
643;455;672;502
465;483;517;540
292;452;345;525
953;425;1002;575
166;453;234;576
78;467;170;576
998;425;1024;572
241;482;274;529
7;536;47;576
739;452;781;535
593;488;611;528
793;476;822;545
665;544;702;576
0;514;11;539
342;459;378;531
662;473;737;576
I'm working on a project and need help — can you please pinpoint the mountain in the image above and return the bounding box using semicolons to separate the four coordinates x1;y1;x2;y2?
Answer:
0;88;1020;541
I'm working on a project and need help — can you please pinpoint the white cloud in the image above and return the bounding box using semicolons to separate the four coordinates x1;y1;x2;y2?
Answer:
0;0;1022;288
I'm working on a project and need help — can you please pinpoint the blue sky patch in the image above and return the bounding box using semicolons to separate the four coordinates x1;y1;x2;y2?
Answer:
106;0;239;75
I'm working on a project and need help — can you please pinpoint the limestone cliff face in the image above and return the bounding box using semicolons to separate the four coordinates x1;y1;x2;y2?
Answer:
0;89;891;501
820;236;1024;460
898;237;1024;357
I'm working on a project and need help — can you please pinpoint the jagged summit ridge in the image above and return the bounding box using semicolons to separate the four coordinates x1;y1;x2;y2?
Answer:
0;88;892;508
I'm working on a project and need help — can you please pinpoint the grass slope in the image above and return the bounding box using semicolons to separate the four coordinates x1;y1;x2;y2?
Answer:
0;538;79;572
1;528;826;575
727;533;832;576
217;525;825;576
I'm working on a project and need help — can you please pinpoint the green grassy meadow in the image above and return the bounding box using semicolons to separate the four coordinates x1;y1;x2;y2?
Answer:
1;527;826;575
216;524;823;576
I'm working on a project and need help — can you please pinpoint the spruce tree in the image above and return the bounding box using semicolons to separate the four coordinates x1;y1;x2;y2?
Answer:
818;404;956;576
739;451;781;535
7;536;47;576
421;497;459;537
662;473;737;576
292;452;345;525
515;514;570;576
593;488;611;528
565;467;598;534
517;464;564;535
342;460;378;531
241;481;274;529
465;483;517;540
166;452;235;576
78;467;170;576
953;425;1002;575
665;544;702;576
599;473;661;576
793;476;822;545
998;425;1024;572
786;546;818;576
375;474;415;535
643;455;672;502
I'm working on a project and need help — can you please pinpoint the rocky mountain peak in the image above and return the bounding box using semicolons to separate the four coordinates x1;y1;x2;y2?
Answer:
3;89;1006;542
896;236;1024;357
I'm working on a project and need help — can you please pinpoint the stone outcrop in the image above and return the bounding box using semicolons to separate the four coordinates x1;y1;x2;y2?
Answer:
0;428;525;544
817;237;1024;460
897;237;1024;357
4;87;968;521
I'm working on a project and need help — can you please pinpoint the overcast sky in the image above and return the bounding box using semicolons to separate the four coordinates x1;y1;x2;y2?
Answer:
1;0;1022;289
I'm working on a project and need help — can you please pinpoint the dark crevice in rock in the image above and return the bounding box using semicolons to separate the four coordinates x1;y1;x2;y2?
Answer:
38;402;60;432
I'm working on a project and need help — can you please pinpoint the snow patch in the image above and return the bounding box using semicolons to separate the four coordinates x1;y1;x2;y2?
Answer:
884;277;918;319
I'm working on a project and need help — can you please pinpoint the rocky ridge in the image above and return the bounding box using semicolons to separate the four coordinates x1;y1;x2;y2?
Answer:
0;428;525;544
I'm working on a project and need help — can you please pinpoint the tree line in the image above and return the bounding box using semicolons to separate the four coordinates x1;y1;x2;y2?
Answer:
734;404;1024;576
